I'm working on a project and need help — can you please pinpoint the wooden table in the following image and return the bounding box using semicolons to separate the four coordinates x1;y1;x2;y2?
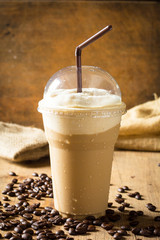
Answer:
0;151;160;239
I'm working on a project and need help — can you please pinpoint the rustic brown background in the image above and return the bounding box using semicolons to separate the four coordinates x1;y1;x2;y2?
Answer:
0;1;160;129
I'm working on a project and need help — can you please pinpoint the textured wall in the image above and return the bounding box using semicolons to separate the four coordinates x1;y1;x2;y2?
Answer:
0;1;160;128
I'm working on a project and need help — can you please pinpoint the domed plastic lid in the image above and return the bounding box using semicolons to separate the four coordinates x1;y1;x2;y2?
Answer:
44;66;121;98
38;65;126;115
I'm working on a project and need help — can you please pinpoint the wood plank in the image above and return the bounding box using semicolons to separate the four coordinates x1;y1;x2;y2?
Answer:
0;2;160;128
0;151;160;239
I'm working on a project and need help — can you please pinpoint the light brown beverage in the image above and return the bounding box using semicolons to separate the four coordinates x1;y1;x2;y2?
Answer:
42;106;123;218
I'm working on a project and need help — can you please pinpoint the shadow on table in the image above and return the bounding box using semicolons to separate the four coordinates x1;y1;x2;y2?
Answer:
2;156;50;168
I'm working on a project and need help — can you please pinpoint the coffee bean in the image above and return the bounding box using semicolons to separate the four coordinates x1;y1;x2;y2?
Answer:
8;191;15;197
137;210;143;216
14;226;23;233
117;229;127;236
120;225;131;231
101;223;113;230
2;189;8;194
115;198;124;204
129;210;138;216
93;219;102;226
4;232;12;238
10;237;21;240
106;209;115;215
32;172;38;177
87;225;96;231
75;222;88;234
140;228;152;237
118;188;124;193
154;228;160;236
135;194;141;200
122;202;130;207
69;227;76;235
154;216;160;221
132;227;141;235
107;229;117;235
23;213;33;220
12;178;18;183
3;202;9;207
33;210;42;216
108;202;113;207
122;186;129;190
128;193;136;198
23;228;34;235
9;171;17;176
22;233;32;240
113;232;122;239
130;221;139;227
118;206;125;212
10;220;20;226
147;225;155;232
3;196;9;201
146;203;156;211
116;194;122;198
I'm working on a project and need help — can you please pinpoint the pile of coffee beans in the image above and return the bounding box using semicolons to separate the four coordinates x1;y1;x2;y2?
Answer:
0;172;160;240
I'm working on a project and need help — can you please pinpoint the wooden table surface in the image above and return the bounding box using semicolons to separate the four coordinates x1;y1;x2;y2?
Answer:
0;150;160;239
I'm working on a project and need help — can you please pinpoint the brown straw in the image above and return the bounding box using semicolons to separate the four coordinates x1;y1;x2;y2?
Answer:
75;25;112;93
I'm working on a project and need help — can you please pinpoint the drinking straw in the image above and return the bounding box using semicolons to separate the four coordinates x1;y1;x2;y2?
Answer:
75;25;112;93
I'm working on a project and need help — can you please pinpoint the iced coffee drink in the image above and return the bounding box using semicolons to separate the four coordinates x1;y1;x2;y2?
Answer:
38;66;125;218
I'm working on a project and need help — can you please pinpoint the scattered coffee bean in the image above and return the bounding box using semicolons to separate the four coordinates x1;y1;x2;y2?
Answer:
120;225;131;231
118;187;124;193
4;232;12;238
9;171;17;176
14;226;23;233
117;229;127;236
3;196;9;201
116;194;122;198
69;227;76;235
115;198;124;204
122;202;130;207
154;216;160;221
106;209;114;215
107;229;117;235
113;232;122;239
22;233;32;240
32;172;38;177
108;202;113;207
122;186;129;190
146;203;156;211
101;223;113;230
128;192;136;198
140;228;152;237
118;205;125;212
23;213;33;220
132;227;141;235
135;194;141;200
130;221;139;227
154;228;160;236
137;210;143;216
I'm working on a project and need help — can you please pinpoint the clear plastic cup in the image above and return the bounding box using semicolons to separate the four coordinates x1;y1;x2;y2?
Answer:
38;66;125;219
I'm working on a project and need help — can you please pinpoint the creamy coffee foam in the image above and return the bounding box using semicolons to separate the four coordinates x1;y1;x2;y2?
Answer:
39;88;123;134
39;88;121;110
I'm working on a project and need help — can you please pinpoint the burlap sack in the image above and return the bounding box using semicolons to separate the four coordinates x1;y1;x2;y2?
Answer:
116;95;160;151
0;122;49;162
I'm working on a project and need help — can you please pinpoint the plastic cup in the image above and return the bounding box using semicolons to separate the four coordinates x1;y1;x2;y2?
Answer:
38;66;125;219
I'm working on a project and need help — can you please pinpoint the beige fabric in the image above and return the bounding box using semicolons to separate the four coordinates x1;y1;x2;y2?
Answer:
116;95;160;151
0;122;49;162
